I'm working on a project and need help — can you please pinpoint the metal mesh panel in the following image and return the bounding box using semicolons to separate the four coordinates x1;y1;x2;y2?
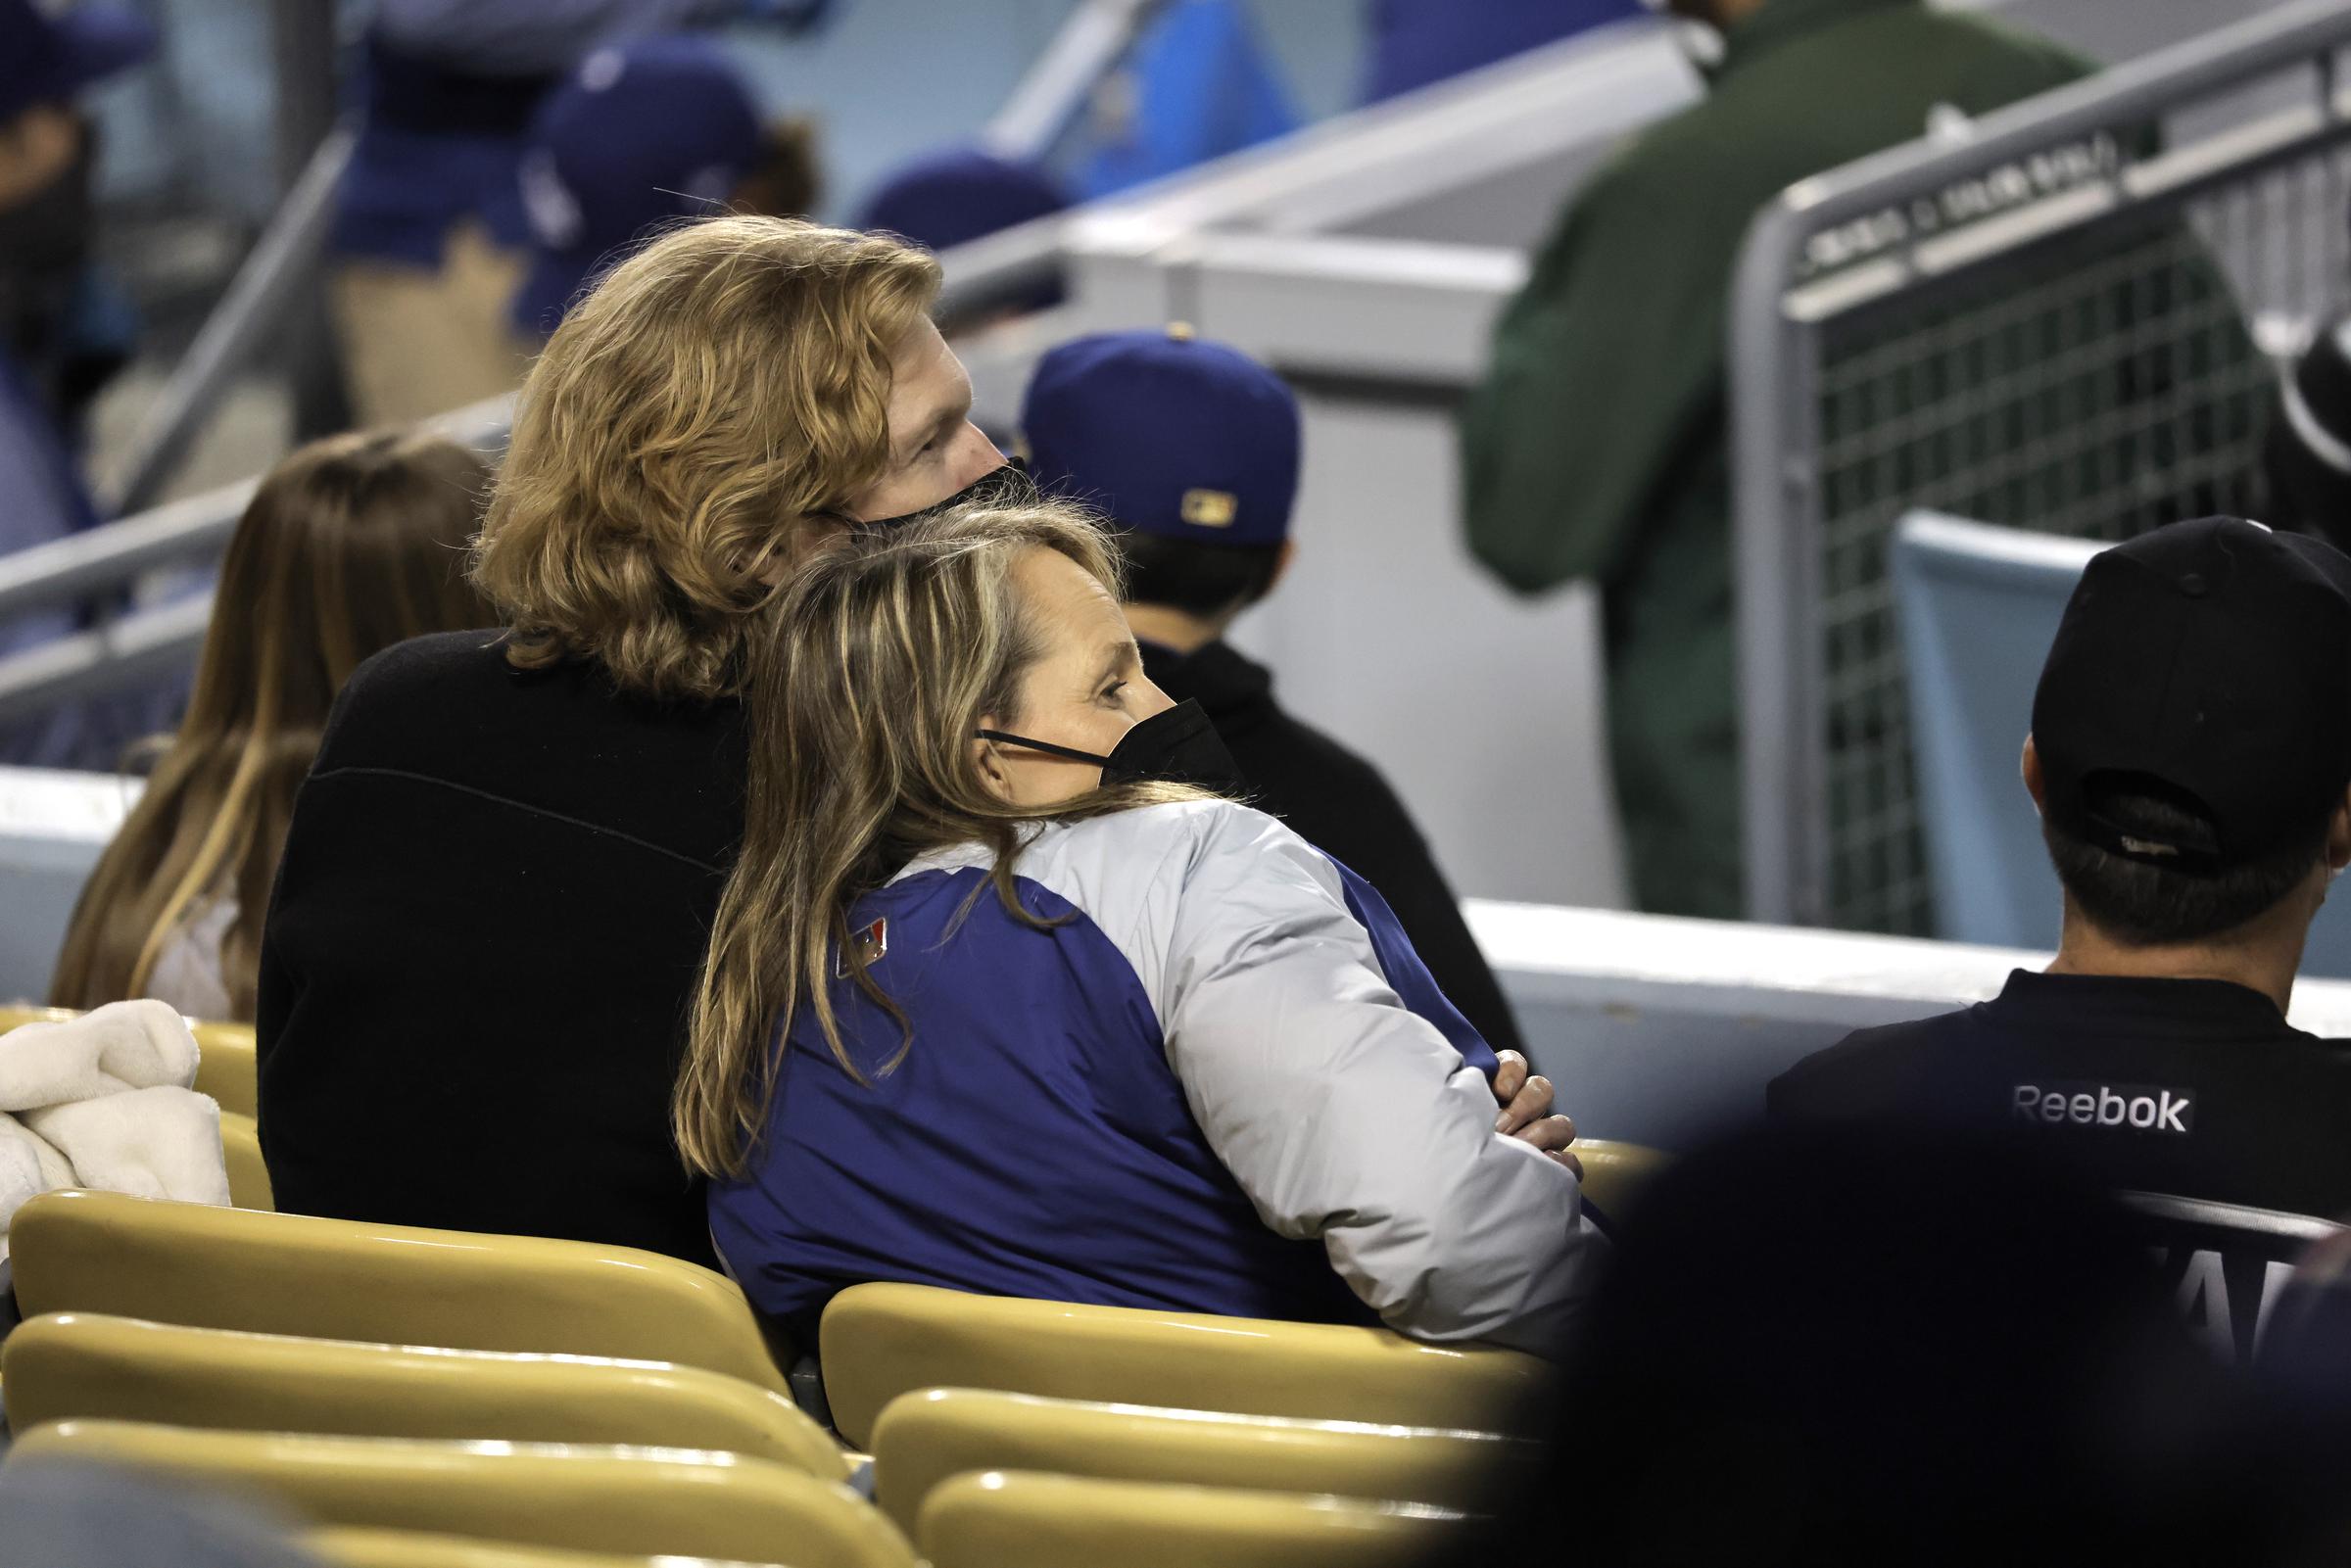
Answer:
1804;139;2351;933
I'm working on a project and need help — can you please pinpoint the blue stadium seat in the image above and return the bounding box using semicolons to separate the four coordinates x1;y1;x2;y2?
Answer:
1891;511;2351;975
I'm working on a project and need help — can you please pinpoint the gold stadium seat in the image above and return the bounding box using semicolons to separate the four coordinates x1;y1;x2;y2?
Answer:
218;1112;272;1211
189;1021;258;1118
915;1470;1468;1568
820;1284;1550;1449
868;1387;1538;1533
310;1527;788;1568
10;1189;796;1391
0;1007;258;1118
9;1421;917;1568
1574;1138;1672;1215
1;1312;851;1481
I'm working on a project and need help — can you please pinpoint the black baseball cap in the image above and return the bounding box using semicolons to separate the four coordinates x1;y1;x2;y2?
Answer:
2032;516;2351;873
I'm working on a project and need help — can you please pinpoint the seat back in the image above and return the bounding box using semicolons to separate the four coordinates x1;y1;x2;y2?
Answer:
308;1529;785;1568
869;1387;1536;1532
1574;1138;1669;1216
10;1189;794;1393
915;1470;1466;1568
2;1312;850;1480
820;1283;1549;1449
8;1421;915;1568
1891;511;2351;972
219;1112;271;1211
2115;1191;2344;1367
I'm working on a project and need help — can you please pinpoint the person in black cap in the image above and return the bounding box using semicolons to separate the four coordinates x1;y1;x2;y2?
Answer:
1771;516;2351;1219
1023;325;1530;1063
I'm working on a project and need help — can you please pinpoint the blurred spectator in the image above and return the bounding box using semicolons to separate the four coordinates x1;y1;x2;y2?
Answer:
0;1462;321;1568
1359;0;1644;105
1458;0;2091;919
1073;0;1296;200
0;0;155;450
332;0;825;425
1772;519;2351;1220
257;218;1003;1267
854;146;1069;324
512;34;820;338
2265;313;2351;551
52;431;490;1022
1023;325;1529;1060
1501;1120;2351;1568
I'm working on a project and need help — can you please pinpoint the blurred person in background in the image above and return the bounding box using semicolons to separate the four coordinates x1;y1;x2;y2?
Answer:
2265;313;2351;552
1023;325;1530;1062
1772;519;2351;1221
332;0;829;425
1459;0;2091;919
1071;0;1296;200
1359;0;1644;105
854;146;1070;328
51;430;490;1022
0;0;153;451
511;33;820;339
686;502;1597;1353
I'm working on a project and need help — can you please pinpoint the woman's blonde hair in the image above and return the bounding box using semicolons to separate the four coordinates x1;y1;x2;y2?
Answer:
473;214;943;703
675;499;1201;1177
52;430;492;1019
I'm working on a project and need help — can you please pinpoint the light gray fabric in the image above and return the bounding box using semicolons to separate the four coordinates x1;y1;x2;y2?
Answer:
144;894;236;1022
898;800;1604;1352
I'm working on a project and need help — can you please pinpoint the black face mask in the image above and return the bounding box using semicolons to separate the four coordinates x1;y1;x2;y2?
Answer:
857;458;1038;530
979;698;1243;792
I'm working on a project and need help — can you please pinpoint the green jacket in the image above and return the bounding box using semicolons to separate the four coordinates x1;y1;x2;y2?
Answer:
1460;0;2090;918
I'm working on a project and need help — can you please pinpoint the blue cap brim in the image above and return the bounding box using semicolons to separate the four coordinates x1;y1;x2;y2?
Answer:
49;6;158;96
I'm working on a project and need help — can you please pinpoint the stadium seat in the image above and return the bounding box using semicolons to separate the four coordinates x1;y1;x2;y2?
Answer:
188;1020;258;1117
9;1190;796;1392
0;1006;258;1117
867;1387;1536;1532
219;1111;272;1211
0;1312;852;1481
1574;1137;1670;1215
819;1283;1550;1449
914;1470;1467;1568
1891;511;2351;972
7;1421;917;1566
310;1528;787;1568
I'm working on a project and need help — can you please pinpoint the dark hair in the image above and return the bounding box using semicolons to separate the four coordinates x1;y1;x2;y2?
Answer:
1112;529;1283;618
2042;784;2329;946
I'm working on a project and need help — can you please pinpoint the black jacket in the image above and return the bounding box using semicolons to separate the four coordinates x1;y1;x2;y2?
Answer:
256;631;743;1266
1141;639;1525;1057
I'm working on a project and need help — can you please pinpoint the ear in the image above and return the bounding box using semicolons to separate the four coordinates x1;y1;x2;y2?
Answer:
1268;540;1297;595
973;722;1015;798
2329;784;2351;874
2021;735;2046;816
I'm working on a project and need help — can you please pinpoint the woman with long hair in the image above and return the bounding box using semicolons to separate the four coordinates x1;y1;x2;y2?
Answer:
683;499;1601;1354
51;429;490;1021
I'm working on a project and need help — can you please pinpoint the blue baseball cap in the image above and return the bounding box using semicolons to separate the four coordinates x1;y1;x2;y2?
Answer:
511;34;765;336
855;147;1069;255
0;0;156;126
1023;326;1300;548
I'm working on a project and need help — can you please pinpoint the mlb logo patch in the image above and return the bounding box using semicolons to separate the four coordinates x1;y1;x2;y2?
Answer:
835;917;888;979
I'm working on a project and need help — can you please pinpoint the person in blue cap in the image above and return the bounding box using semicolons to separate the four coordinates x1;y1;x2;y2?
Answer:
1023;325;1530;1063
512;33;817;337
854;147;1069;327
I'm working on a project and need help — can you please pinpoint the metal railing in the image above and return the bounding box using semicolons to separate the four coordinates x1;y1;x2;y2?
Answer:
1730;0;2351;934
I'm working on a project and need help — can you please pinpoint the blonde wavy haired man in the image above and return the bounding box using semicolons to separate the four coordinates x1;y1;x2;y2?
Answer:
254;216;1013;1263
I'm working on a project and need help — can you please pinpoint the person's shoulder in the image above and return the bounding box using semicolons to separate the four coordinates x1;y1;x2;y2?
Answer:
1918;8;2097;85
1767;1008;1974;1119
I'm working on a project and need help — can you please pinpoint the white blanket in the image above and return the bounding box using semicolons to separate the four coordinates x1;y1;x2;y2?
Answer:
0;1000;230;1258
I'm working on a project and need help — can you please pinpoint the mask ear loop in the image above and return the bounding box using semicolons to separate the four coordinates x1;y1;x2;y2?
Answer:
975;730;1113;767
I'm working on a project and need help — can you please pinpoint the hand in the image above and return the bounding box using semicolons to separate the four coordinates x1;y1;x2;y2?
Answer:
1491;1049;1582;1177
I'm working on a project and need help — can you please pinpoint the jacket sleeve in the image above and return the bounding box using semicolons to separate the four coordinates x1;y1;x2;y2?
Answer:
1458;166;1725;596
1158;807;1605;1354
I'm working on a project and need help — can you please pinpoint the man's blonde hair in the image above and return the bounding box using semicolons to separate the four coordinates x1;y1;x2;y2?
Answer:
473;215;942;701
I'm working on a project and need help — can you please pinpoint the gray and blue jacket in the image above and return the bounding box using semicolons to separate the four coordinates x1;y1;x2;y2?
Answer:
709;798;1604;1354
